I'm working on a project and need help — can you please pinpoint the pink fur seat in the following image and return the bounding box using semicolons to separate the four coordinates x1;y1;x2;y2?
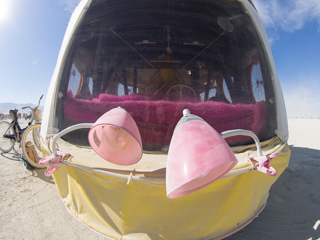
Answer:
64;90;267;148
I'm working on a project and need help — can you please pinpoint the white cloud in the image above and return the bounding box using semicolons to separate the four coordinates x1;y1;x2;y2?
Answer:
282;80;320;118
31;60;39;66
56;0;82;13
252;0;320;32
253;1;320;118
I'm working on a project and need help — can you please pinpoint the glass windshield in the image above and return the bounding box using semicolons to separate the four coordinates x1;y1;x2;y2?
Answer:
55;0;276;151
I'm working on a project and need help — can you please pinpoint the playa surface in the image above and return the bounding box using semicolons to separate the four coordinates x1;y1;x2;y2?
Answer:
0;118;319;239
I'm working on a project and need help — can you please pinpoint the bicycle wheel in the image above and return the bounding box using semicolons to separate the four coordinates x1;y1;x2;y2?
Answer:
0;121;15;153
21;123;45;168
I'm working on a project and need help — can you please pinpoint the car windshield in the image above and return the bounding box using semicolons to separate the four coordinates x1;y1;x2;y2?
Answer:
55;0;277;151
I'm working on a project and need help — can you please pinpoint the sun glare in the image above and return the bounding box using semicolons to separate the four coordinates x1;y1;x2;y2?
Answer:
0;0;11;22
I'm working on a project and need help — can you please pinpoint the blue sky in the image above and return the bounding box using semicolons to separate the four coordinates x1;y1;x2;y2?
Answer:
0;0;319;118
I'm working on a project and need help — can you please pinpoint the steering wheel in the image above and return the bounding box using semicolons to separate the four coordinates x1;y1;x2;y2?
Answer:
166;84;197;101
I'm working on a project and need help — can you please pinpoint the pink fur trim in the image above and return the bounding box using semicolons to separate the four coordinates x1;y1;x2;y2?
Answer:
64;90;266;146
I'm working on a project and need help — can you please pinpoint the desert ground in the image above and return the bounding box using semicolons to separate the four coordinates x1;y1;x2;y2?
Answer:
0;118;319;240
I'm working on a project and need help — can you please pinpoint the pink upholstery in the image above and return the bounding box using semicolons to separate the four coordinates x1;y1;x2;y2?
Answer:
64;90;267;146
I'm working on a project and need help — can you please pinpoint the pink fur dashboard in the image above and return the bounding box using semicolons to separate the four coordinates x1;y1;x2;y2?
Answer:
64;90;267;147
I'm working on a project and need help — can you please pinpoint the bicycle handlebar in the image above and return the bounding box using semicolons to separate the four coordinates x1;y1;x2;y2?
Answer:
22;95;43;112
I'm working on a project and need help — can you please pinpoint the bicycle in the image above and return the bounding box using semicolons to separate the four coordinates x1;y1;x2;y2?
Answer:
0;95;45;169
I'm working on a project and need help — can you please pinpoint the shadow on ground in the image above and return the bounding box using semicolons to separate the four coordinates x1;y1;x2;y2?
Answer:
1;152;21;161
1;152;55;184
227;145;320;240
